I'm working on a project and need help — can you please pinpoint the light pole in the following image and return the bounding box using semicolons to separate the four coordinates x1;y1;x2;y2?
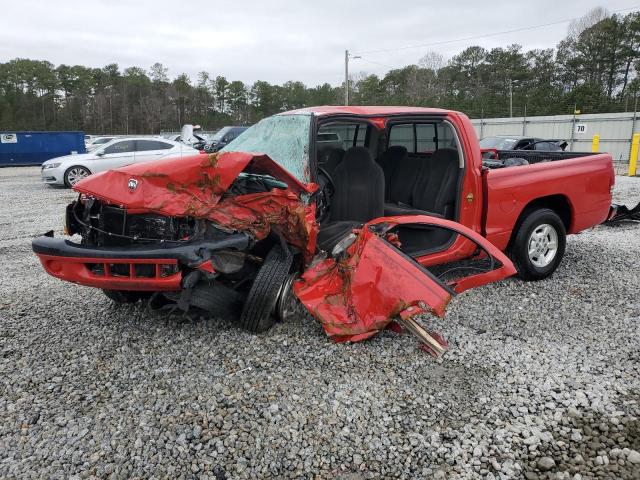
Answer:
344;50;361;106
509;79;513;118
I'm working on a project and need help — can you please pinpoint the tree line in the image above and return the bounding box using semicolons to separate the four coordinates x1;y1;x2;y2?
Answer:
0;7;638;134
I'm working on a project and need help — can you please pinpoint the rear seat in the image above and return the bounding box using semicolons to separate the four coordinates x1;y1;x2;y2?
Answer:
379;146;418;205
384;148;459;219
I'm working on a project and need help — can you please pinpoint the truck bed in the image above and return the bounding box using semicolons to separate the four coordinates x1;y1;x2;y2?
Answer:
481;153;614;251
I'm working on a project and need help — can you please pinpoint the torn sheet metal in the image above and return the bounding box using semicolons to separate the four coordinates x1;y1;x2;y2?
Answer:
71;152;319;255
208;190;318;258
294;215;516;348
72;152;314;216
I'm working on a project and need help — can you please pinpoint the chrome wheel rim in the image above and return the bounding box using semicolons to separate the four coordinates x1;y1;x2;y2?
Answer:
275;273;297;321
527;223;558;268
67;167;89;185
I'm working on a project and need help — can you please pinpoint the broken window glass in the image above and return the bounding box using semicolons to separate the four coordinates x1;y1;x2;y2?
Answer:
221;114;311;182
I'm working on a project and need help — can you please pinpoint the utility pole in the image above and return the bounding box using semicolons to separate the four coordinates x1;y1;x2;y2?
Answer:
509;79;513;118
344;50;361;106
345;50;349;106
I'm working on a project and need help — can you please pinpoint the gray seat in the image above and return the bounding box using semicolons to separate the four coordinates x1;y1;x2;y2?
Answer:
319;148;345;176
379;146;412;202
317;147;385;251
384;148;459;219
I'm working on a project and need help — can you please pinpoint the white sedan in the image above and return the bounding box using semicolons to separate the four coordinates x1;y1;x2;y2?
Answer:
41;137;200;187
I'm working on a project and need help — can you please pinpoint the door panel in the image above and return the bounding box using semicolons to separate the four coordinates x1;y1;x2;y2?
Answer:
134;139;172;163
295;215;516;353
98;140;137;170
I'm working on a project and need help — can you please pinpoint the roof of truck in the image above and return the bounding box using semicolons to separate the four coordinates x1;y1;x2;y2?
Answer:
282;106;454;116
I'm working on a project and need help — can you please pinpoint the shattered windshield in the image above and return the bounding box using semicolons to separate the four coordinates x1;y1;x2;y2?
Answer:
221;114;311;181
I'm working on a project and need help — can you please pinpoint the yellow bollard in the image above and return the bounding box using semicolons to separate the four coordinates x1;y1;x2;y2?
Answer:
591;135;600;153
629;133;640;176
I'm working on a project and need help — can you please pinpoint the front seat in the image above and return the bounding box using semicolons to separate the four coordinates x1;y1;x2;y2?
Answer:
321;148;345;176
317;147;385;251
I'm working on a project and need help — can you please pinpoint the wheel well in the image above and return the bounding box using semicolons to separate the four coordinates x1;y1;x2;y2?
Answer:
509;195;572;247
65;165;91;175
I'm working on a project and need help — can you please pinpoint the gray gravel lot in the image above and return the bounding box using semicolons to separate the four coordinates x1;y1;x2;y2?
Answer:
0;166;639;480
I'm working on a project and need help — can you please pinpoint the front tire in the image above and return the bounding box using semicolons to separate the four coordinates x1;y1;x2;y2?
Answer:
509;208;566;281
238;244;293;333
64;166;91;187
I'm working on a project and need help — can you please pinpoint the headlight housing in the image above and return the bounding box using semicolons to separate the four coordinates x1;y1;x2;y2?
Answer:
43;162;61;169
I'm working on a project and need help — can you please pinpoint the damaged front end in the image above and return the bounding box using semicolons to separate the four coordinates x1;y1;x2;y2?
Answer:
32;152;318;330
33;151;516;355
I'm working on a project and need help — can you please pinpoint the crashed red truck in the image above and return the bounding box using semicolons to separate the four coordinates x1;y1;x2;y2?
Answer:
32;106;615;355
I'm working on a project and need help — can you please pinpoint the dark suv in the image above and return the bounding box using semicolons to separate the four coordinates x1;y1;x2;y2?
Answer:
205;126;248;152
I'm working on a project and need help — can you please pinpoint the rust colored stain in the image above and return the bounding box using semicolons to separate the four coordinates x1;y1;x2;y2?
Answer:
208;190;318;258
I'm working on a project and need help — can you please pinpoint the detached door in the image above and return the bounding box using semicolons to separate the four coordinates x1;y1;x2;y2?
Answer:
294;215;516;352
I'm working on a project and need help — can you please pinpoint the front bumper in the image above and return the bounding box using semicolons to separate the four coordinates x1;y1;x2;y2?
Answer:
40;167;64;185
32;232;250;291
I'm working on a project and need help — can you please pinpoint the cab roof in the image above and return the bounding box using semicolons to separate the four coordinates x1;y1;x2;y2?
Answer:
281;105;454;117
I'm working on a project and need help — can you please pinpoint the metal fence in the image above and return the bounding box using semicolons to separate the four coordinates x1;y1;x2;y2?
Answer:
470;111;639;175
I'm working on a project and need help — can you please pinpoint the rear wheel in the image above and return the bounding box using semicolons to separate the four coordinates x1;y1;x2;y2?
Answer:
238;244;293;333
509;208;566;281
64;166;91;187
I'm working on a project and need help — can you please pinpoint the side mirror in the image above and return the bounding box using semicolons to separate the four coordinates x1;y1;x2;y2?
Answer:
95;151;105;157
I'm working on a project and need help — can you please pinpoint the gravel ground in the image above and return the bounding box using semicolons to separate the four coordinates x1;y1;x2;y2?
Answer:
0;166;639;480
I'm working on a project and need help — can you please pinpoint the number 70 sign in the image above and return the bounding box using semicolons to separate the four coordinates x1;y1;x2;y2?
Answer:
575;124;587;134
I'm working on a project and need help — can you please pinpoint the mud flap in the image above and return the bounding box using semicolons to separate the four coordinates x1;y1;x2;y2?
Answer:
294;215;516;353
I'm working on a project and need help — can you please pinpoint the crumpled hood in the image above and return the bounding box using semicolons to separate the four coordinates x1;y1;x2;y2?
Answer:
72;152;314;217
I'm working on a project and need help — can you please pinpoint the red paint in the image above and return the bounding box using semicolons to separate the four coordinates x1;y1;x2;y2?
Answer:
34;106;614;350
36;255;181;291
73;151;314;218
196;260;215;274
294;215;516;343
482;154;614;249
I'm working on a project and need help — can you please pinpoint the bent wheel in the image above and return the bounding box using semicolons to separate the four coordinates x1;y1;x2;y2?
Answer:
238;244;293;333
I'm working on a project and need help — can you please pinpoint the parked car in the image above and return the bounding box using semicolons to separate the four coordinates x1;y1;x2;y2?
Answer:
86;136;116;152
32;106;614;355
40;137;199;187
205;126;248;152
480;135;567;152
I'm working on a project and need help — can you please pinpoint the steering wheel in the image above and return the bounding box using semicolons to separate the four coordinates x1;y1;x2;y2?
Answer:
315;167;335;223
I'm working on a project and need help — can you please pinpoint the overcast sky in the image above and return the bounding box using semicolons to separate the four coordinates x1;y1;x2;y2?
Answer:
1;0;638;86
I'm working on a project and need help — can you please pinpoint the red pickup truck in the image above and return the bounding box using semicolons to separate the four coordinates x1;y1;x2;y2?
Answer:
32;106;614;353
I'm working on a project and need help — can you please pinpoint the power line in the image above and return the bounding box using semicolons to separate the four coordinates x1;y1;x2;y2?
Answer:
353;5;640;56
356;57;395;69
